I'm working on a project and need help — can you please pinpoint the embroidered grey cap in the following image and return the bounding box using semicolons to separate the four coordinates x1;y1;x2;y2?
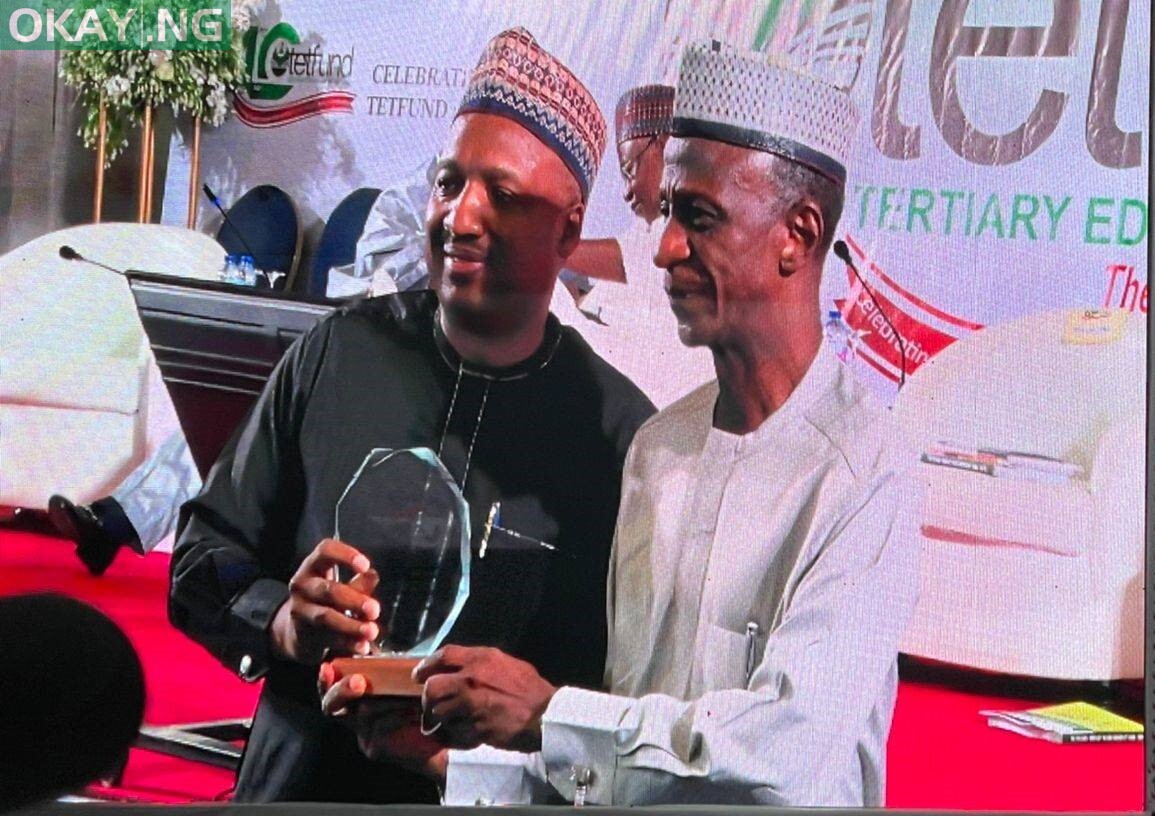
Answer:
671;40;859;185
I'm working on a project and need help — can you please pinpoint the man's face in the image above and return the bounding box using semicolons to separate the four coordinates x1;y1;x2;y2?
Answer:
426;113;583;334
655;137;792;349
616;134;667;224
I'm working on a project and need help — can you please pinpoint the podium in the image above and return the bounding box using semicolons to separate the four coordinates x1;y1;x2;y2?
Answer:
127;272;338;476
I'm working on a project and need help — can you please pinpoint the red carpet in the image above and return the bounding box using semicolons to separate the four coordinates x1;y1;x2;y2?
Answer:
0;527;1143;810
889;677;1142;810
1;529;255;803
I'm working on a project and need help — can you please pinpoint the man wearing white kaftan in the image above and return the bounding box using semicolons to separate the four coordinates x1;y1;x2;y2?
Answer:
432;344;920;806
535;348;920;805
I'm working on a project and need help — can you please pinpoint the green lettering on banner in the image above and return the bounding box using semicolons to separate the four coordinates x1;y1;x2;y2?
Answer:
975;194;1005;238
1084;197;1114;244
1043;196;1071;241
1117;199;1148;246
906;188;934;233
857;185;876;231
848;183;1137;248
878;187;898;230
1008;194;1039;240
940;189;964;235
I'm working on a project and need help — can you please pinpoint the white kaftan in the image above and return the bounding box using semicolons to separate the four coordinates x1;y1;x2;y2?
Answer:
445;345;922;807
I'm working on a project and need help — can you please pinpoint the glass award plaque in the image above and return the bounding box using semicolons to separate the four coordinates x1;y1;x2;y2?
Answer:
329;448;470;696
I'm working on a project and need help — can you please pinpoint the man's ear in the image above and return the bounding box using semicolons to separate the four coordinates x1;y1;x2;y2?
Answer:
557;202;586;259
778;200;823;278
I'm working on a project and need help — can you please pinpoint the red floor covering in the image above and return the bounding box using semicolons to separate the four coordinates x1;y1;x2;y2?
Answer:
0;527;1144;810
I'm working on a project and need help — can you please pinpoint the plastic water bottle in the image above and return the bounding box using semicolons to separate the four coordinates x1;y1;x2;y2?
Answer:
220;254;257;286
823;310;856;364
237;254;257;286
220;253;241;284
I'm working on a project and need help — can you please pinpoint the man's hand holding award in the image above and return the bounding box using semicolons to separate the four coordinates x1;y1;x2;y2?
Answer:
270;540;381;666
305;447;470;781
324;447;472;696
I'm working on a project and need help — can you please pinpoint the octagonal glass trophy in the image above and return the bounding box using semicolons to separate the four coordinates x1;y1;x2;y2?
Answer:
329;447;471;696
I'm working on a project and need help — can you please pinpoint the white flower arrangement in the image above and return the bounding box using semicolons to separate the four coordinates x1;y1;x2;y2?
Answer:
60;0;264;165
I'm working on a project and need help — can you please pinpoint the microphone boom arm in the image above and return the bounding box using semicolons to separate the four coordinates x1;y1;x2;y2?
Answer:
203;184;260;262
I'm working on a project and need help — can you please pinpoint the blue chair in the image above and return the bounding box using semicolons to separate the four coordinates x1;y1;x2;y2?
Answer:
308;187;382;297
215;185;301;291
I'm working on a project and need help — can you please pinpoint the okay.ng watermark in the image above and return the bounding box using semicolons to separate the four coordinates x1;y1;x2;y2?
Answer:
2;0;231;49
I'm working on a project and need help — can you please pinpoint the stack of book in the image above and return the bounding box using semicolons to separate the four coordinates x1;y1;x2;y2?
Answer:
920;441;1083;484
981;701;1142;744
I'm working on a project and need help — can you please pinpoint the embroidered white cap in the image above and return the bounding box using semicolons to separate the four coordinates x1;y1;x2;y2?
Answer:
671;40;859;184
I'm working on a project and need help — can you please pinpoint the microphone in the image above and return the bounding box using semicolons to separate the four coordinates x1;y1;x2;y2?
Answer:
833;239;906;388
202;184;260;262
59;245;145;277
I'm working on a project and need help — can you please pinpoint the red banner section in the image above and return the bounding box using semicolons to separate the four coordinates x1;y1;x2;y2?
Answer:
234;91;356;129
835;234;984;382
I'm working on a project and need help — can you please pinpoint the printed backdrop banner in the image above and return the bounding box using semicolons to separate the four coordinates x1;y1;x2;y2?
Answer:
160;0;1149;398
152;0;1147;682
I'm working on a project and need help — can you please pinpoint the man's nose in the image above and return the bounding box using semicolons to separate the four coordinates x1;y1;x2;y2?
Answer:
653;215;688;270
444;180;485;239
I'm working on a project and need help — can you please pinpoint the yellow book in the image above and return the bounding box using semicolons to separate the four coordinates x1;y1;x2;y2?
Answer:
981;701;1142;744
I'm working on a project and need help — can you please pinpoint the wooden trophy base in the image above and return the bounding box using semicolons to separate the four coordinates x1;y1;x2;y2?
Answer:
330;655;423;697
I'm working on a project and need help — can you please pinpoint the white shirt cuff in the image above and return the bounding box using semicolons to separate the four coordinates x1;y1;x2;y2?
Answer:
540;686;633;805
442;745;550;805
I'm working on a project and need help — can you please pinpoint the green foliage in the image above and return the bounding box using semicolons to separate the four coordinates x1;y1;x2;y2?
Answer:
59;1;254;165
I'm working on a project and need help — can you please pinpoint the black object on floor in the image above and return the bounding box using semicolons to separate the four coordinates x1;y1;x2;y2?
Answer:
47;495;122;576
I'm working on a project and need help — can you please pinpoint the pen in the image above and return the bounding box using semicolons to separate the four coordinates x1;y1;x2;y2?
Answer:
479;501;561;558
745;621;760;684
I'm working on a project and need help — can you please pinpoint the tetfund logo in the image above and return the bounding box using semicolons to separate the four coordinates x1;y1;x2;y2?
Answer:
243;22;353;100
2;0;229;49
235;20;355;128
